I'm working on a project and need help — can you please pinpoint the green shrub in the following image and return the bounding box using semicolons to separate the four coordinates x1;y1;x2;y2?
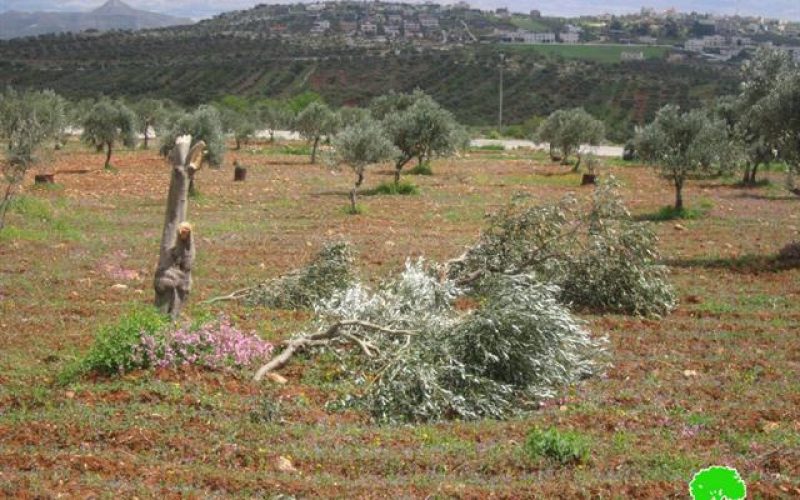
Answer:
407;163;433;176
524;427;591;465
61;306;170;382
640;205;707;221
366;181;419;195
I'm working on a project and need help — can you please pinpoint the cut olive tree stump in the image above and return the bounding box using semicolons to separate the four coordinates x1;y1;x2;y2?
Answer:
34;174;55;184
153;135;206;320
234;161;247;182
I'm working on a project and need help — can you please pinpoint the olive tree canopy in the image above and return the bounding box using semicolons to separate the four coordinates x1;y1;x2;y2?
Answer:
537;108;604;170
381;92;461;184
332;117;397;213
294;101;338;164
635;105;731;211
81;99;137;170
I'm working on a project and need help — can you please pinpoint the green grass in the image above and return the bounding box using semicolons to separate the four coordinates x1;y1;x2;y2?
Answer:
636;203;711;221
0;194;82;241
472;144;505;152
524;427;591;465
509;17;550;33
364;181;419;196
504;44;671;64
341;203;367;215
281;144;312;156
407;163;434;176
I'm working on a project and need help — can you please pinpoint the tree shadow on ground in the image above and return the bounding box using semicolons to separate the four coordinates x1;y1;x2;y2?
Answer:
664;253;800;274
734;192;800;202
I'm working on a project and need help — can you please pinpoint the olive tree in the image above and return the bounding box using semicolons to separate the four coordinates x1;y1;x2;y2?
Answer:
635;105;730;211
537;108;605;170
217;95;258;150
756;55;800;192
338;106;371;128
382;93;461;184
332;117;397;213
160;105;225;196
294;101;338;164
132;98;171;150
0;89;65;230
81;99;137;170
256;99;291;142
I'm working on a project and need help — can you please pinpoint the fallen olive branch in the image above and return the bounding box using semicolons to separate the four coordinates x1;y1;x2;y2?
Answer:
203;287;257;305
253;320;416;381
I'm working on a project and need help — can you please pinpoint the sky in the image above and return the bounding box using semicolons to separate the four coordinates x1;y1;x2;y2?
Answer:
1;1;798;22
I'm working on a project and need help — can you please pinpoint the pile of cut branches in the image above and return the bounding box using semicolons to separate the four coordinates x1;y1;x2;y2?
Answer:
256;260;606;423
446;178;676;316
221;180;674;422
207;242;356;309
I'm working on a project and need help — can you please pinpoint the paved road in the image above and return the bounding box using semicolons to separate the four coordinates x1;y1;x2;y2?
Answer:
471;139;624;158
66;127;624;158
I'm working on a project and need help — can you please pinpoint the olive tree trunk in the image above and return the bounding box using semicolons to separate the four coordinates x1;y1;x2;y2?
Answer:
143;120;151;150
104;142;113;170
674;177;684;212
349;169;364;214
153;135;206;319
394;155;411;185
311;136;320;164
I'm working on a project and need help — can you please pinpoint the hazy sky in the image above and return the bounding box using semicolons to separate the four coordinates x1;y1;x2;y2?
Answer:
1;1;798;21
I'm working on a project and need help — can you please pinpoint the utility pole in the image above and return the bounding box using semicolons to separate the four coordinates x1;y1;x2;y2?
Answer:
498;53;505;128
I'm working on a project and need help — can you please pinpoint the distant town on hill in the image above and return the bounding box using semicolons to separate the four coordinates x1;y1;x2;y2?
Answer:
2;2;798;138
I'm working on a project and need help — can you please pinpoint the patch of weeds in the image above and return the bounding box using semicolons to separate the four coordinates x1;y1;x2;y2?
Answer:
341;203;367;215
407;162;433;176
30;182;64;192
249;398;284;424
637;204;709;221
638;452;699;481
524;427;591;466
696;300;735;315
9;195;52;221
364;181;419;196
281;145;312;156
685;412;715;427
611;431;635;453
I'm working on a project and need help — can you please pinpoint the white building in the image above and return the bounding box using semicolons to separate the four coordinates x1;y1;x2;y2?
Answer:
621;51;645;61
311;19;330;34
559;32;580;44
419;16;440;28
519;32;556;44
385;26;401;37
685;38;705;52
703;35;727;49
361;23;378;35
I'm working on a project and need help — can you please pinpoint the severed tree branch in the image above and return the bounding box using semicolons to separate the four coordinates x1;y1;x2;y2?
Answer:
203;287;257;305
253;320;416;381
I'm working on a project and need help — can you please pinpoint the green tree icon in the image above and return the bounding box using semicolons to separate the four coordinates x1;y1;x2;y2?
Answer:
690;466;747;500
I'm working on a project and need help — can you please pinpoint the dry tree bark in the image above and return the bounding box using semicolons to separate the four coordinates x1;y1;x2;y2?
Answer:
153;135;206;320
253;320;416;382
